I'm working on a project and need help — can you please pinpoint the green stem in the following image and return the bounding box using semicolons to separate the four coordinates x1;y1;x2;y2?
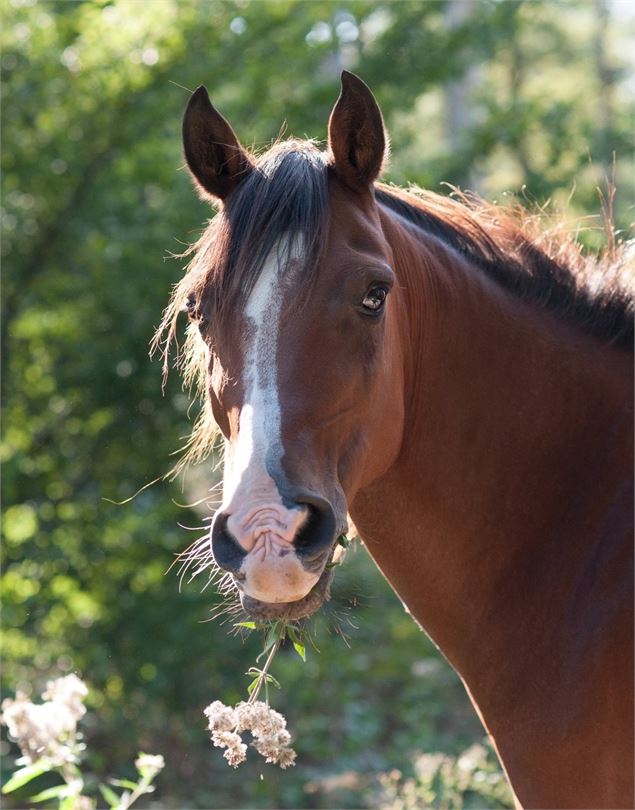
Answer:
248;629;284;704
115;775;154;810
59;761;83;804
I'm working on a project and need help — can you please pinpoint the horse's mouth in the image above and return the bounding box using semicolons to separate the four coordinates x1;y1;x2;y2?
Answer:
239;564;335;621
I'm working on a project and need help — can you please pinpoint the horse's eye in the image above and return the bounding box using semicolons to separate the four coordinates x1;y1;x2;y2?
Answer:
361;286;389;314
184;294;202;322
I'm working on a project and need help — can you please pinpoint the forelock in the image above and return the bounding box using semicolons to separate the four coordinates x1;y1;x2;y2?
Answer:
203;140;330;318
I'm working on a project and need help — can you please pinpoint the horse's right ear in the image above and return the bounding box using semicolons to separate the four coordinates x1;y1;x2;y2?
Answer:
328;71;387;190
182;86;253;201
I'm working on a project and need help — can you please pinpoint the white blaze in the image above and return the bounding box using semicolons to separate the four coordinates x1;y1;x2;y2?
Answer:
223;238;296;502
220;236;319;604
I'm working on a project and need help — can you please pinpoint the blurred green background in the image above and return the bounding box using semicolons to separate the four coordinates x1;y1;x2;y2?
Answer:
2;0;633;807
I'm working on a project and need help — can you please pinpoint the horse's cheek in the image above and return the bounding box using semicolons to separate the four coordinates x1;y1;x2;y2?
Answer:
362;387;405;490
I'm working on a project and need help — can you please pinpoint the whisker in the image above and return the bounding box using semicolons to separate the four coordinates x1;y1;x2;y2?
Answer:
204;599;244;625
177;522;211;532
171;494;216;509
165;537;209;576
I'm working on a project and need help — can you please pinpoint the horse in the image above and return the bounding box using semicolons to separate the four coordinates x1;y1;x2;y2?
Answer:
157;72;634;808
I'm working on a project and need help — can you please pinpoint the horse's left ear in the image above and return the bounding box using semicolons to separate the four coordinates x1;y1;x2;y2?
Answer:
328;71;387;190
182;85;254;201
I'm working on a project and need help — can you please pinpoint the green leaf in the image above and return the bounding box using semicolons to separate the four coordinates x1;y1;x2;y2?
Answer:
234;621;257;630
263;673;281;690
110;778;139;790
287;626;307;661
60;796;78;810
292;639;306;662
99;783;121;807
256;625;279;662
2;761;53;794
337;534;350;548
30;784;70;803
247;678;259;696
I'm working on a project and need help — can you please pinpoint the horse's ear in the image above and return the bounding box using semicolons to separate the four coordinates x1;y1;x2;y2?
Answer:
182;86;253;201
328;71;387;190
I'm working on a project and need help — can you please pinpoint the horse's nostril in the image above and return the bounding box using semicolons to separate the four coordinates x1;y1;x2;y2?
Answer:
293;497;337;570
210;512;247;572
292;505;320;551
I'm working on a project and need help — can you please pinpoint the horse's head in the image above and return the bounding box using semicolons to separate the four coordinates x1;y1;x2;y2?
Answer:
179;73;405;619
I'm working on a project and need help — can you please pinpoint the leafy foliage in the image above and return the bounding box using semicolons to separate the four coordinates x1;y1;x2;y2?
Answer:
2;1;632;807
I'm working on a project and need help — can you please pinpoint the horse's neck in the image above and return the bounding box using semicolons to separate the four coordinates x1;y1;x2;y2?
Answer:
351;216;633;778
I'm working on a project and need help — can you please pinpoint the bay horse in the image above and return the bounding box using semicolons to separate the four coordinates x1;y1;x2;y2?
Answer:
159;72;634;808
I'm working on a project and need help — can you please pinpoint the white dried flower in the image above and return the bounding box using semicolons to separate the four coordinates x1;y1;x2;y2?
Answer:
204;700;236;732
204;699;294;769
223;743;247;768
1;693;76;765
252;734;279;761
273;728;291;747
211;730;240;748
41;674;87;722
252;728;291;749
232;701;255;733
277;747;297;769
252;731;295;765
1;675;89;766
244;701;286;737
211;730;247;768
135;753;165;777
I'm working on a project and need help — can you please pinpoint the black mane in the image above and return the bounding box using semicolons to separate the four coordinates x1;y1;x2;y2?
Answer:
376;186;634;350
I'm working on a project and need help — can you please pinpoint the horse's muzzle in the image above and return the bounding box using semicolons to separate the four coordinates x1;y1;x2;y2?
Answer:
210;492;339;613
211;494;336;572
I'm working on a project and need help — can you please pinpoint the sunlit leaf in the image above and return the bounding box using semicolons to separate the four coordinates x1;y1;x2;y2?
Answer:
109;778;139;791
30;784;70;803
98;783;120;807
2;762;52;794
292;640;306;662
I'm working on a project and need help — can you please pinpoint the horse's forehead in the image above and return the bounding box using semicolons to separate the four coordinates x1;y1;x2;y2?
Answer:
321;198;390;272
211;179;388;333
236;234;309;350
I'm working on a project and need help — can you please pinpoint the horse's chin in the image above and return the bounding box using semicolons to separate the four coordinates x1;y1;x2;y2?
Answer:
240;566;334;621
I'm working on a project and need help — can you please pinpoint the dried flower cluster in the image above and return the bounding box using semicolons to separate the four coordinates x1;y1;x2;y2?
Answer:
204;699;296;769
1;674;88;765
134;752;166;779
2;675;165;810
